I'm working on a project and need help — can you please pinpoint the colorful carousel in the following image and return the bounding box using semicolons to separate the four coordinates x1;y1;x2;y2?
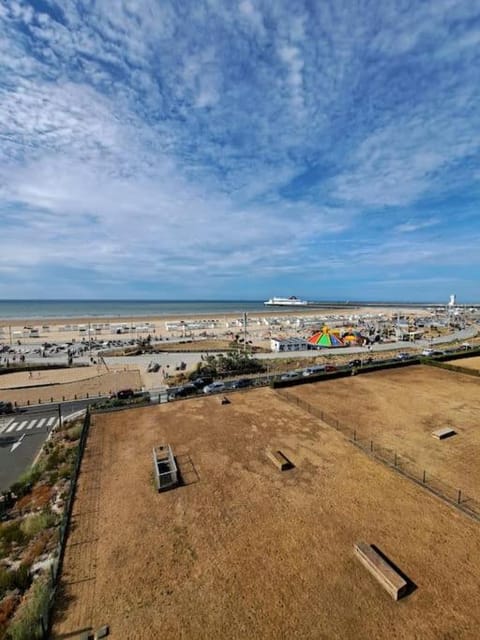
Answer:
308;327;345;348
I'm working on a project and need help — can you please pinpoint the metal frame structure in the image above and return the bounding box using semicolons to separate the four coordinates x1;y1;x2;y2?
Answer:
152;444;178;491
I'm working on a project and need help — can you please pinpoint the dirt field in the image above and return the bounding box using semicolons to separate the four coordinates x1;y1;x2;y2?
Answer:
0;369;142;405
290;365;480;499
447;355;480;371
52;387;480;640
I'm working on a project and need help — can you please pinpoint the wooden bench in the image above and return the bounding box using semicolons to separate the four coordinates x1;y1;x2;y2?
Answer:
354;542;408;600
266;448;293;471
432;427;456;440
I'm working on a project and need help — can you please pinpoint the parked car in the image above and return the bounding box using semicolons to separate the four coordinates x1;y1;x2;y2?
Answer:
396;352;412;360
229;378;252;389
302;365;326;377
203;381;226;394
422;348;444;357
191;376;214;389
0;401;14;415
280;371;302;381
115;389;134;400
168;384;198;400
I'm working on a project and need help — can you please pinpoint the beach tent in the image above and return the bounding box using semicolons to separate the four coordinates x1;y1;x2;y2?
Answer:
308;327;345;348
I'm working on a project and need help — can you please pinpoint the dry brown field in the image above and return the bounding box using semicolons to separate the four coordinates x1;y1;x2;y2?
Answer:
0;369;142;405
290;365;480;498
52;385;480;640
447;355;480;371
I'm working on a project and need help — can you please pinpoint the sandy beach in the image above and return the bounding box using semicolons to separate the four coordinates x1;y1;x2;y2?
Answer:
0;306;427;347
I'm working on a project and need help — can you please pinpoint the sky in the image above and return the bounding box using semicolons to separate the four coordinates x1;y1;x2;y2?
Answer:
0;0;479;302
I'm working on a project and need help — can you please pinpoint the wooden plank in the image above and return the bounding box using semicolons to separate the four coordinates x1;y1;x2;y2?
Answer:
354;542;408;601
432;428;456;440
266;448;292;471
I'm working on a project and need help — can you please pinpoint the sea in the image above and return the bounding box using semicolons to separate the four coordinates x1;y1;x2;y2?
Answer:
0;299;448;320
0;300;272;320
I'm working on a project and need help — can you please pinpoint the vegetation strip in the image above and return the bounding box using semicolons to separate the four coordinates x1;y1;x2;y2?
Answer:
0;413;90;639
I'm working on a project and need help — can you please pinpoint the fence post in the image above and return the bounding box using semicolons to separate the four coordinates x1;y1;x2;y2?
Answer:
353;429;356;442
370;440;373;452
394;452;397;467
457;489;462;504
423;470;426;484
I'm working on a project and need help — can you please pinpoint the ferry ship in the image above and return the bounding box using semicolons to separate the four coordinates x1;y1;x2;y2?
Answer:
264;296;309;307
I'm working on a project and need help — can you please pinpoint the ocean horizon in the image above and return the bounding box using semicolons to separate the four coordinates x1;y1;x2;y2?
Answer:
0;298;461;321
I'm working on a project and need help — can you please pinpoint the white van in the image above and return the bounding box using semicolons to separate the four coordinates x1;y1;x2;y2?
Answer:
302;365;326;377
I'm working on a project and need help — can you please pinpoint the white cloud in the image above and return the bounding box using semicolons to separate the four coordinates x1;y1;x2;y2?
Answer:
0;0;479;296
394;218;439;233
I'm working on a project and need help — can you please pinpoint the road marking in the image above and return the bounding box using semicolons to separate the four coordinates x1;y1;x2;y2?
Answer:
47;417;56;427
25;419;38;430
6;421;18;433
36;418;47;429
16;420;30;431
11;433;26;452
0;419;14;434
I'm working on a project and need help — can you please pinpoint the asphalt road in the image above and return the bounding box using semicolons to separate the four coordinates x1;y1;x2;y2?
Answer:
0;399;92;492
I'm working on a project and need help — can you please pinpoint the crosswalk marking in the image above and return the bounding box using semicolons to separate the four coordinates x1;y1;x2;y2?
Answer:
0;420;13;434
0;415;58;436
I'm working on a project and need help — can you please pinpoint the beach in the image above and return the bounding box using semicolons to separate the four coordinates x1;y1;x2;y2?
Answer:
0;305;427;347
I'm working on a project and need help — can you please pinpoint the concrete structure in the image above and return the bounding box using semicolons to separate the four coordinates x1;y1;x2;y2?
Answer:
152;444;178;491
354;542;408;601
270;337;311;352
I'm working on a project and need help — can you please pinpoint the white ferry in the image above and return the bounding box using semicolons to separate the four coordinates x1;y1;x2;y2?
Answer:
264;296;309;307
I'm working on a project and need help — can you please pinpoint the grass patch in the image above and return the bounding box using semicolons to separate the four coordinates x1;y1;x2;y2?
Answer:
5;575;51;640
20;510;56;539
0;566;31;599
64;424;82;441
0;521;26;557
10;465;44;499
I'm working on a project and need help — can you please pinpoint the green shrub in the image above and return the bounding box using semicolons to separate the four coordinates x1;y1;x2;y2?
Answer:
44;446;68;472
0;565;32;597
0;567;14;598
0;521;26;554
10;466;43;498
64;424;82;441
20;510;56;538
5;575;51;640
58;465;73;481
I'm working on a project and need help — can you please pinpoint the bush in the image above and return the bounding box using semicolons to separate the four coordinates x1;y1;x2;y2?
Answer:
0;567;14;598
10;466;43;499
64;424;82;442
0;521;26;555
20;510;56;539
5;575;50;640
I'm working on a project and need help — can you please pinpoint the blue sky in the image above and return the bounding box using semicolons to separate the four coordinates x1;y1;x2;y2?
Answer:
0;0;479;301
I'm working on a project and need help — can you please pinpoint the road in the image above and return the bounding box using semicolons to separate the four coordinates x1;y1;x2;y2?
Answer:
0;399;92;492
